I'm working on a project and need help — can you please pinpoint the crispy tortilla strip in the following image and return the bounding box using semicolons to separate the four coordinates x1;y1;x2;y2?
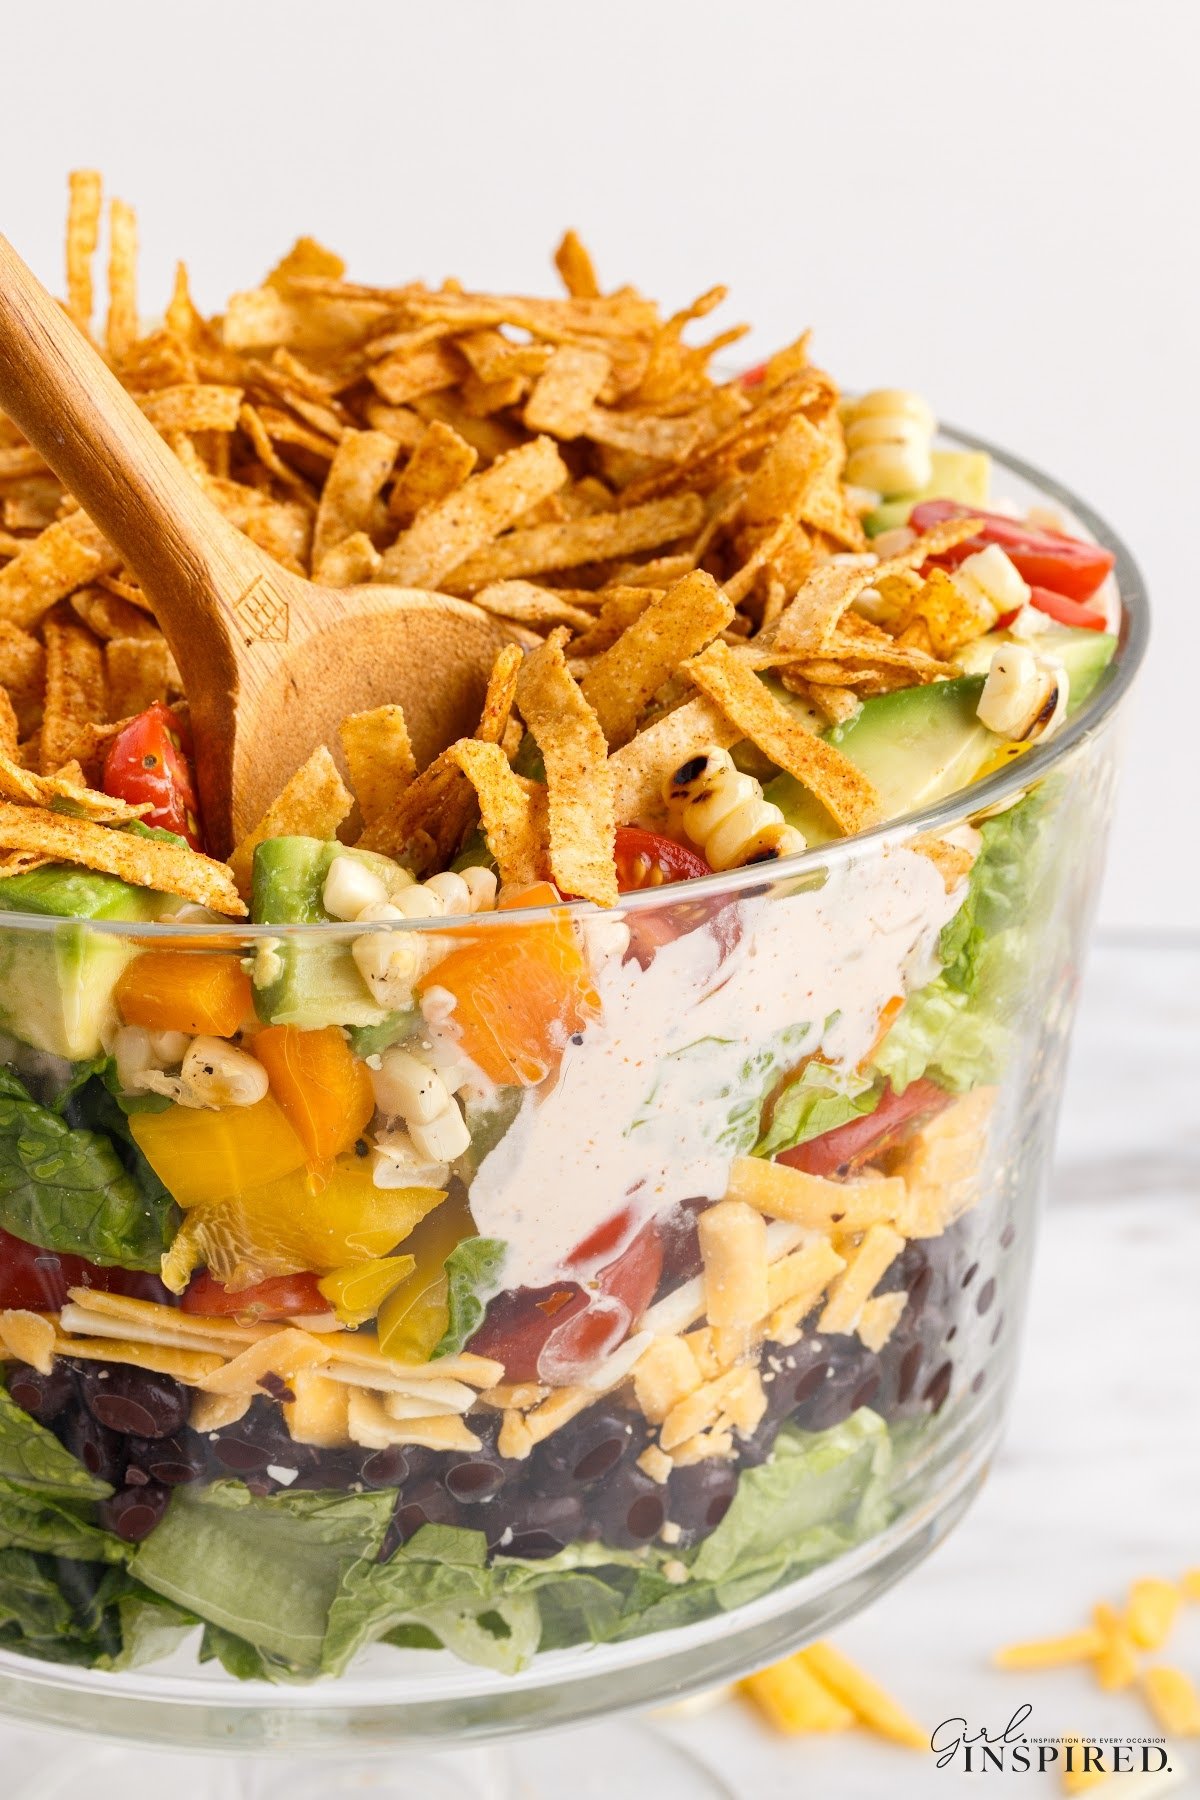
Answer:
0;448;48;482
41;620;105;774
223;284;388;354
580;570;734;748
3;477;61;534
895;566;996;657
0;515;120;630
456;330;553;385
442;492;704;594
767;561;878;658
443;739;548;889
70;586;160;641
0;691;18;759
237;402;316;502
0;803;245;912
66;169;102;330
106;197;138;364
554;230;601;299
105;637;174;717
476;642;523;747
369;341;464;408
315;531;380;587
472;580;595;631
139;385;243;434
0;750;147;822
267;236;347;290
687;641;879;834
515;630;616;906
387;420;478;526
583;406;705;463
609;695;739;827
311;429;397;575
569;585;660;657
524;346;611;438
340;705;417;826
378;436;568;589
227;745;353;897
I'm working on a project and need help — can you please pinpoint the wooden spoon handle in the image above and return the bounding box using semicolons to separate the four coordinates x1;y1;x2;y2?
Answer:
0;234;264;647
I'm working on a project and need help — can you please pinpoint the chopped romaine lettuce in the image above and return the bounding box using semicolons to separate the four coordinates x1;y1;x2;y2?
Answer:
433;1238;507;1359
754;1059;880;1159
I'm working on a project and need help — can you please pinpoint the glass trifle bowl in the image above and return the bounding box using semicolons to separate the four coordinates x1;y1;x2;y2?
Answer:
0;431;1145;1787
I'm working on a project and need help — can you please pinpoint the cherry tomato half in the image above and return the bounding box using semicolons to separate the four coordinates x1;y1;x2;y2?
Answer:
778;1078;951;1178
613;825;742;967
466;1218;663;1383
181;1270;332;1321
909;499;1115;603
0;1226;173;1311
103;702;204;849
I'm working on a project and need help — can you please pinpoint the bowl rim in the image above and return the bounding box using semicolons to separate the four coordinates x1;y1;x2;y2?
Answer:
0;422;1149;942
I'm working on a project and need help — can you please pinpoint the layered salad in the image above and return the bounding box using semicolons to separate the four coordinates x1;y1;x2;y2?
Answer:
0;174;1119;1678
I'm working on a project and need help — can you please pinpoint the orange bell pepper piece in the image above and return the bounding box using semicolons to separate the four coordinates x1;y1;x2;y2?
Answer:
116;951;253;1037
252;1024;376;1163
416;882;598;1086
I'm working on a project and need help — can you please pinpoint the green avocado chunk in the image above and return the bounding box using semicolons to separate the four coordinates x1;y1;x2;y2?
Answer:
0;867;164;1059
863;448;992;536
765;675;998;844
250;836;405;1030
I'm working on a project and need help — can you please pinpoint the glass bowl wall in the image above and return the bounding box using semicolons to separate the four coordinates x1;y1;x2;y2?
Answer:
0;427;1147;1751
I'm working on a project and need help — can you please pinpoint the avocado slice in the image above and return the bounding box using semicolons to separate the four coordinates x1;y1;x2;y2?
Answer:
956;623;1118;710
0;867;166;1059
765;675;999;844
250;837;407;1030
863;448;992;537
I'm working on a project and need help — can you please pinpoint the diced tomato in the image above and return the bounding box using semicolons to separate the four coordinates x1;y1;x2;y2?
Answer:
1025;585;1108;631
612;824;741;968
778;1078;951;1178
909;499;1115;603
181;1270;331;1320
466;1218;663;1383
103;702;204;849
0;1226;172;1311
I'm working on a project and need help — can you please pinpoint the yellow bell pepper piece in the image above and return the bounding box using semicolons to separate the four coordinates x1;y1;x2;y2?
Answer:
131;1095;307;1207
160;1158;444;1293
377;1191;473;1362
1124;1577;1181;1650
318;1255;416;1327
1092;1601;1138;1692
738;1655;854;1735
1143;1665;1200;1736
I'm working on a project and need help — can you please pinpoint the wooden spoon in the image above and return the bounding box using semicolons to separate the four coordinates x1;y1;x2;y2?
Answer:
0;235;513;857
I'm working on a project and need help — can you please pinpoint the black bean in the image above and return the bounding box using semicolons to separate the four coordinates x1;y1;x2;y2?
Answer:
590;1464;664;1550
540;1407;639;1487
499;1490;586;1559
445;1457;505;1503
975;1277;996;1317
61;1407;126;1486
6;1360;75;1423
79;1364;187;1439
668;1459;737;1540
922;1360;954;1413
359;1446;410;1489
391;1476;464;1548
127;1432;207;1486
211;1433;274;1474
99;1480;170;1542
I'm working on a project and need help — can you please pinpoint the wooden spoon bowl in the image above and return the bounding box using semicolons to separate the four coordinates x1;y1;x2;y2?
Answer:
0;235;513;857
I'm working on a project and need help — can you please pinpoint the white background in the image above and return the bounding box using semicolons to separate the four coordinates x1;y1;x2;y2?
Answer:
1;0;1196;929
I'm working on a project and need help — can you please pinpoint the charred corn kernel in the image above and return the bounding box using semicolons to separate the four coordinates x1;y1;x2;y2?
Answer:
394;884;445;920
953;542;1031;617
423;870;474;914
1125;1578;1182;1649
843;389;935;497
977;644;1069;743
408;1097;471;1163
798;1642;926;1750
739;1654;855;1735
179;1036;269;1108
113;1024;154;1090
352;901;422;1007
1092;1601;1139;1691
370;1047;451;1125
148;1029;191;1063
460;865;499;912
322;854;389;922
994;1628;1107;1671
664;745;806;869
1144;1665;1200;1736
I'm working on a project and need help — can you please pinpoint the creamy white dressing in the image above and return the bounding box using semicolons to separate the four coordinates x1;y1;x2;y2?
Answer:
468;846;963;1290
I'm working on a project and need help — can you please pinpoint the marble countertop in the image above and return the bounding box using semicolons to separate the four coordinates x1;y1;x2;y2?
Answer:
1;939;1197;1797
